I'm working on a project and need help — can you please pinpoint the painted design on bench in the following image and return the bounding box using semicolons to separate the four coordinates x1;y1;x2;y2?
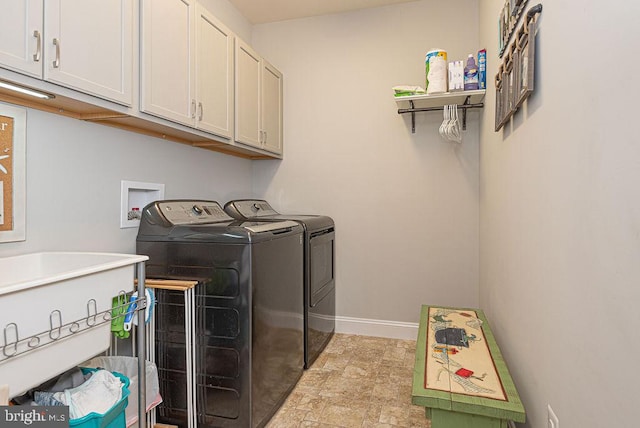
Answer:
425;307;507;401
434;327;478;347
436;364;496;395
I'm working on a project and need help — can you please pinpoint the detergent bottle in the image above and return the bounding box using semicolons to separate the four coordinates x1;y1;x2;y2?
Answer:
464;54;479;91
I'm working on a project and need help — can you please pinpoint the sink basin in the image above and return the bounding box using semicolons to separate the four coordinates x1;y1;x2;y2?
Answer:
0;252;147;398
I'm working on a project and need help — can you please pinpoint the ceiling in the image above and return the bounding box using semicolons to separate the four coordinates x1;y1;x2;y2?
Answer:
226;0;420;24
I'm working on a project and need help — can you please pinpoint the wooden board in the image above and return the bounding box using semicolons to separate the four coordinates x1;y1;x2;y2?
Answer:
0;91;278;160
135;278;198;291
0;115;13;231
412;305;525;424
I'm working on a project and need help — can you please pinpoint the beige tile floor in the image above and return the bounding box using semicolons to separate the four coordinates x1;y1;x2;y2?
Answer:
266;334;432;428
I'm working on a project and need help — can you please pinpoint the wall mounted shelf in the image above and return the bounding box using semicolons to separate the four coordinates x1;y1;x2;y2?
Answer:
395;89;485;133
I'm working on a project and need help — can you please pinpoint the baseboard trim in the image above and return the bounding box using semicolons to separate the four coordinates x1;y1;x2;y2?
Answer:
335;315;419;340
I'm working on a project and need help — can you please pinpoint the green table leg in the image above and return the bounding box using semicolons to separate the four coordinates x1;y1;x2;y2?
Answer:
430;408;509;428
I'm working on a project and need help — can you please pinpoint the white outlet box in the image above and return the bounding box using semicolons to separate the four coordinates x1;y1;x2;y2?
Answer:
548;405;559;428
120;180;165;228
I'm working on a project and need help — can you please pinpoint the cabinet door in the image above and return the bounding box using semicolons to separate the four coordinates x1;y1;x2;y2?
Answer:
235;40;261;148
141;0;195;125
0;0;43;78
44;0;133;105
261;61;283;155
195;5;233;139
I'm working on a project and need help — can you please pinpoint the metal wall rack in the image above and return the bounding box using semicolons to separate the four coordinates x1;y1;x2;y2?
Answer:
1;296;145;361
395;89;486;133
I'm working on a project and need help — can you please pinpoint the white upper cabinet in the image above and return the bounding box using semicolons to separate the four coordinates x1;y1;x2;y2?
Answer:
195;5;234;139
235;40;283;155
0;1;281;158
261;61;283;155
0;0;43;78
235;40;261;148
141;0;195;125
141;0;234;139
0;0;134;105
44;0;133;105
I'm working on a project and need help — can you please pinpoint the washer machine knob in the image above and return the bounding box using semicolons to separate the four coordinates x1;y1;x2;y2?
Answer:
192;205;204;215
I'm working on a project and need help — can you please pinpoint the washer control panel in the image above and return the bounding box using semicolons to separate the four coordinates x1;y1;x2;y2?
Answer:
157;200;233;225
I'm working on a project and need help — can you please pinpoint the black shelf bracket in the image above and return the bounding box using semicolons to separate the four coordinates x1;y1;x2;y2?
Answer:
398;96;484;134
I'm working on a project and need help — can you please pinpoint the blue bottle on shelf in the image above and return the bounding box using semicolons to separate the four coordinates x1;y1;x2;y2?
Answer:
478;49;487;89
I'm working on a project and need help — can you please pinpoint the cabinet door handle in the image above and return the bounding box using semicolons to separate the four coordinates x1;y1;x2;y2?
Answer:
32;30;41;62
191;100;196;119
52;38;60;68
198;102;203;121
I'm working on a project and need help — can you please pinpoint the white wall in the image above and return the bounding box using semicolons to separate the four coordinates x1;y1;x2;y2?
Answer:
0;107;251;258
251;0;481;323
479;1;640;427
199;0;252;41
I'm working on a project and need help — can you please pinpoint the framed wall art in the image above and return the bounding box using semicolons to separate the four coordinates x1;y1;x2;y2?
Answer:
0;103;26;243
499;0;529;58
507;44;518;118
496;47;516;130
494;67;504;132
495;3;542;132
511;0;525;16
498;11;504;53
515;20;536;108
500;68;511;128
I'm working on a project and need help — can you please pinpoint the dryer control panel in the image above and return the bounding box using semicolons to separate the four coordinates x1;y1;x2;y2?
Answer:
225;199;279;219
157;200;233;225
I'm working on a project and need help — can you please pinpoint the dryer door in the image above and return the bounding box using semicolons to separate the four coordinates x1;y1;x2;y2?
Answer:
308;229;335;307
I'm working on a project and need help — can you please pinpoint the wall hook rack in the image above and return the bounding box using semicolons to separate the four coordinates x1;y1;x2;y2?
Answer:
0;294;146;362
395;89;485;134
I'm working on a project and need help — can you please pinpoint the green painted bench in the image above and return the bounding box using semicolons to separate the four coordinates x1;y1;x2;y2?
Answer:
412;305;526;428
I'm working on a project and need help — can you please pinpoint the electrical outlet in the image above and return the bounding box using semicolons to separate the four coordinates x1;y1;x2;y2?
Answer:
548;405;559;428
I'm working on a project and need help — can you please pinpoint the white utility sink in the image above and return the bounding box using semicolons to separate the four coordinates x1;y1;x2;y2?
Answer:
0;252;147;398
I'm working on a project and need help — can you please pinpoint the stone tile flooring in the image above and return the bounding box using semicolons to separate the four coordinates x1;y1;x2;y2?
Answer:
266;334;431;428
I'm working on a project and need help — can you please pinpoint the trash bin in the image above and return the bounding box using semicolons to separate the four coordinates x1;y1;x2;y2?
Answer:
70;369;130;428
82;357;161;427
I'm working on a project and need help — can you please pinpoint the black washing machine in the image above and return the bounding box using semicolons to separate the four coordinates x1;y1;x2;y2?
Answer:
224;199;335;369
137;200;304;428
